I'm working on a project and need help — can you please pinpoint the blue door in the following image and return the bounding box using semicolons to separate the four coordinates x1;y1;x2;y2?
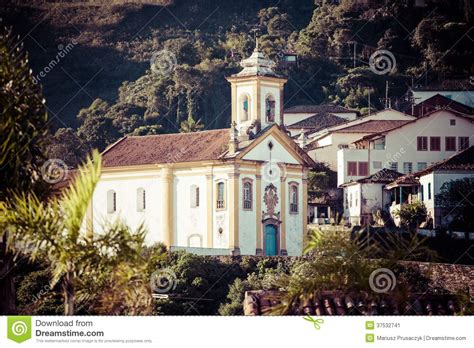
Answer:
265;224;278;256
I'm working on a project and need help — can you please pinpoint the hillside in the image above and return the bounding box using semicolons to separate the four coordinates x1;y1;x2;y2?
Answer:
1;0;473;166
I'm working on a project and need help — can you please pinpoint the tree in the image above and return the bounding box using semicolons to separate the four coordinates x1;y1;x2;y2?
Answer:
180;114;204;133
393;200;427;231
436;178;474;231
0;26;49;314
0;151;146;315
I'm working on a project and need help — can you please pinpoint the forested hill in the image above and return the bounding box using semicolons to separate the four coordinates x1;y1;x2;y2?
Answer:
2;0;473;166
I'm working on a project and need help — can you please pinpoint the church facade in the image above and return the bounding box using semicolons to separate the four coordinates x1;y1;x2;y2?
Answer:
86;46;315;256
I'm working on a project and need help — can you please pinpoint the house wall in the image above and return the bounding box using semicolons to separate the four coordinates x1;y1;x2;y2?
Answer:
91;170;163;246
344;183;385;226
344;184;361;225
337;111;474;186
419;171;474;228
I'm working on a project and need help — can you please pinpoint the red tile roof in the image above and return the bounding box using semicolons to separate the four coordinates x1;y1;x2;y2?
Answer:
287;112;347;130
102;129;230;167
285;104;357;114
408;94;473;116
416;146;474;176
342;169;404;187
334;120;411;133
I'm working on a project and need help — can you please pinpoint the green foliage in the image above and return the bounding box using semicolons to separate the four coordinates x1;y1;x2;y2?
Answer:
393;200;427;230
180;114;204;133
0;150;147;315
436;177;474;231
0;26;48;196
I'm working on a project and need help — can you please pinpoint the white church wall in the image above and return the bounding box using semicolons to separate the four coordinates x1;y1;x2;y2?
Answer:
285;177;304;256
242;135;300;164
174;171;208;248
239;173;257;255
92;171;163;246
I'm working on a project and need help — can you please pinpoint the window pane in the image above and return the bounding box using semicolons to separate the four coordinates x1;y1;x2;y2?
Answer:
358;162;368;176
417;162;427;171
459;137;469;150
417;136;427;151
430;137;440;151
347;161;357;176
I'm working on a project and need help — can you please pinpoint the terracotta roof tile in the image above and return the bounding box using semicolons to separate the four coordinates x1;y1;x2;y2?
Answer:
349;168;404;185
287;112;347;130
285;104;356;114
334;120;411;133
244;290;460;316
102;129;230;167
416;146;474;176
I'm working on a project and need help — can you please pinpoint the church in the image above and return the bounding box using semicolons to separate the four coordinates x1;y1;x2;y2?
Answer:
86;46;315;256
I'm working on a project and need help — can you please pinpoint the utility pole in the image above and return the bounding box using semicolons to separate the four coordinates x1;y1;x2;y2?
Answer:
368;88;371;116
385;81;389;109
348;41;357;68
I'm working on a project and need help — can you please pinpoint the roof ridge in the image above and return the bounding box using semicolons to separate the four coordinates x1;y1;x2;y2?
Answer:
126;128;229;139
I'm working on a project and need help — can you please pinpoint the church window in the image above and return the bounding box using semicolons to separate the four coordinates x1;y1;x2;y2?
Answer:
107;190;116;213
217;182;225;209
242;179;253;210
289;183;299;213
240;94;250;121
265;94;276;122
191;185;200;208
137;187;146;211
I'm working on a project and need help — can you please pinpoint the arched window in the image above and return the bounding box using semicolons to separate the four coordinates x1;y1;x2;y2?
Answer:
107;190;116;214
265;94;276;123
216;182;225;209
289;183;298;213
239;94;250;121
242;179;253;210
191;185;200;208
137;187;146;212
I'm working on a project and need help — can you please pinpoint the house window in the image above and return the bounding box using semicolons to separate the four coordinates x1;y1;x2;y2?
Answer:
240;94;250;121
358;162;368;176
403;162;413;174
420;184;424;201
217;182;225;209
289;183;299;213
242;180;253;210
191;185;200;208
417;136;428;151
428;182;432;200
430;136;440;151
373;161;382;169
389;162;398;171
265;94;276;123
355;191;358;207
107;190;116;214
137;188;146;211
417;162;427;171
349;193;353;208
347;161;358;176
459;137;469;150
445;137;456;151
450;119;456;126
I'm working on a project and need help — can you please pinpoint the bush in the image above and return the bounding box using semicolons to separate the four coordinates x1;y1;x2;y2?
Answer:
394;200;427;230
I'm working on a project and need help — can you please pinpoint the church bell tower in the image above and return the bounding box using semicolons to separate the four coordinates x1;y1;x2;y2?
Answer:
226;41;287;138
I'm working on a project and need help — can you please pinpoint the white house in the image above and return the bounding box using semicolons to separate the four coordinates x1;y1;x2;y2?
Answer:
386;146;474;228
306;109;416;170
337;109;474;186
340;168;403;226
86;45;315;256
